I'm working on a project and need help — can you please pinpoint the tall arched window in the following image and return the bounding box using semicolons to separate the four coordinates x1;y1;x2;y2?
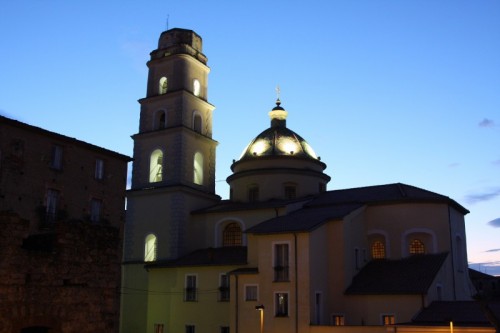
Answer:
371;240;386;259
193;152;203;185
144;234;157;262
193;79;200;96
409;239;425;254
154;110;166;130
149;149;163;183
193;111;202;133
223;223;242;247
159;77;168;95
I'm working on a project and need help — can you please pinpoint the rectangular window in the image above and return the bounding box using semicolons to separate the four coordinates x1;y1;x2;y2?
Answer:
95;159;104;180
219;274;230;301
154;324;164;333
275;292;289;317
274;243;289;281
185;275;197;301
90;199;102;222
51;145;63;170
284;185;296;200
382;315;395;325
245;285;258;301
332;315;345;326
248;187;259;202
185;325;195;333
46;189;60;222
220;327;229;333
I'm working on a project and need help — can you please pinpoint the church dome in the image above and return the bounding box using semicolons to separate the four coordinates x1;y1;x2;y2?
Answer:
237;100;320;162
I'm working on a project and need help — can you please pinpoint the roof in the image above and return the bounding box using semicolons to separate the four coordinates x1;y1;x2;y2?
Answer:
246;204;363;234
345;253;448;295
0;115;131;161
192;196;314;214
412;301;500;327
308;183;469;214
145;246;247;269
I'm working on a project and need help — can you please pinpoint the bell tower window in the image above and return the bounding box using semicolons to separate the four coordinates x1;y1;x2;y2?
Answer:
154;110;167;130
193;111;202;133
193;152;203;185
159;77;168;95
149;149;163;183
144;234;157;262
193;79;200;96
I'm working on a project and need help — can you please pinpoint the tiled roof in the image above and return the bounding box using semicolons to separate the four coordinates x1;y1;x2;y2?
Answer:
412;301;500;327
145;246;247;269
246;204;363;234
345;253;448;295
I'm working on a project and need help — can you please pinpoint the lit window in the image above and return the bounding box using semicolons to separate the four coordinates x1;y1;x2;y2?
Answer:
90;199;102;222
371;241;386;259
154;324;164;333
332;315;345;326
382;315;395;325
185;275;197;301
284;185;296;200
159;77;167;95
223;223;242;247
245;285;258;301
248;186;259;202
193;152;203;185
144;234;157;262
149;149;163;183
51;145;63;170
95;159;104;180
193;79;200;96
409;239;425;255
274;244;289;281
193;113;202;133
275;292;289;317
45;189;60;223
185;325;195;333
219;274;230;301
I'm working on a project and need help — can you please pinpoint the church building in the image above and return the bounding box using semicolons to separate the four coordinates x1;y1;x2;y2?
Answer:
120;28;476;333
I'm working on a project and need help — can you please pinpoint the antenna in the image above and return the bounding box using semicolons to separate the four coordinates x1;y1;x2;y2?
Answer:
275;84;281;100
165;14;169;30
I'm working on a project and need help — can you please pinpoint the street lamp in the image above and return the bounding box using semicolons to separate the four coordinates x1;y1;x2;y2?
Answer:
255;305;264;333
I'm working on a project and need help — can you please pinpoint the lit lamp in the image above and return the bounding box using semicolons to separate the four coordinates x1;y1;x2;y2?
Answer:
255;305;264;333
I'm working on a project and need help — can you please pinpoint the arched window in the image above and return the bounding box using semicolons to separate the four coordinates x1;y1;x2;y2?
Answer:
193;152;203;185
154;110;166;130
193;111;202;133
371;240;386;259
409;239;425;255
223;223;242;246
149;149;163;183
159;77;167;95
193;79;200;96
144;234;157;262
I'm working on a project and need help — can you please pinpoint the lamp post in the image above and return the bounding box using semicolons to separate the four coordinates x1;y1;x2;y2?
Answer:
255;305;264;333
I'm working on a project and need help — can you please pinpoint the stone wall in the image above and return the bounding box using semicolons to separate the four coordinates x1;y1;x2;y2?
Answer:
0;212;122;333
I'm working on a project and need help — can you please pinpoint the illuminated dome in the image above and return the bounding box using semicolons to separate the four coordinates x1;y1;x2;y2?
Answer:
238;100;319;161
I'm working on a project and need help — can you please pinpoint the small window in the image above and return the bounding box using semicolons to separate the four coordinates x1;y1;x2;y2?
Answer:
185;275;197;301
51;145;63;170
382;315;395;325
275;292;289;317
409;239;425;255
223;223;242;247
95;159;104;180
45;189;60;223
193;79;200;96
245;285;258;301
371;241;386;259
193;113;202;133
149;149;163;183
185;325;195;333
219;274;230;301
159;77;167;95
154;324;164;333
90;199;102;222
274;244;289;281
248;186;259;202
284;185;296;200
332;315;345;326
155;111;167;130
193;152;203;185
144;234;157;262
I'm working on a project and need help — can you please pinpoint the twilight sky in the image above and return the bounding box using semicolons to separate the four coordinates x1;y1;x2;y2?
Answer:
1;1;499;275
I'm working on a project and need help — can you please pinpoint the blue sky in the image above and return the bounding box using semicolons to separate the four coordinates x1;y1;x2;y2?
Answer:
1;1;499;275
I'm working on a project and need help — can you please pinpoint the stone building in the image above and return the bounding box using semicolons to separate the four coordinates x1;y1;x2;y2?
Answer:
120;28;497;333
0;115;130;333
